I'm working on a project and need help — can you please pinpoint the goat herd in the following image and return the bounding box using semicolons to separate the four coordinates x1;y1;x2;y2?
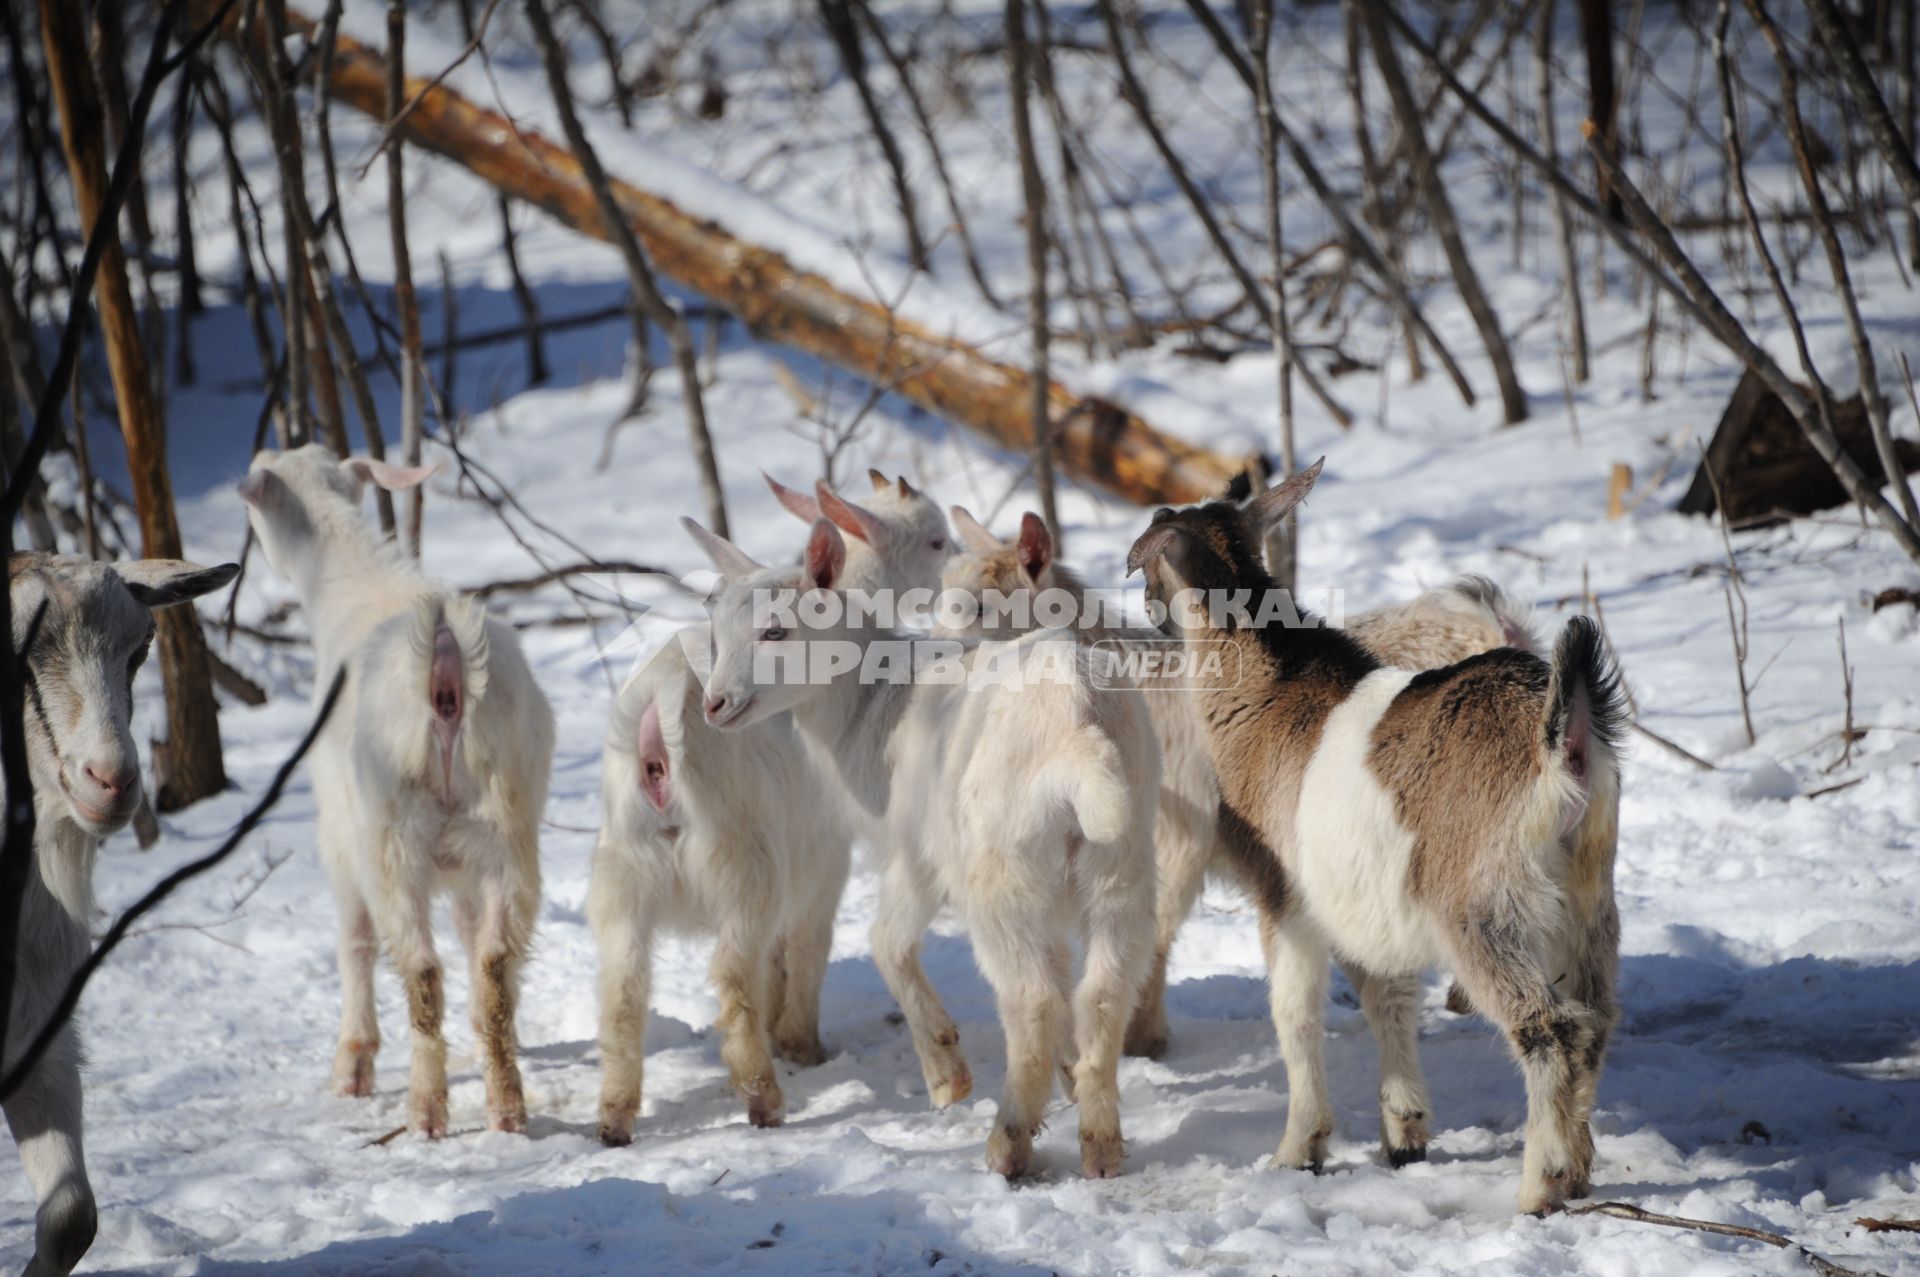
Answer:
3;445;1625;1273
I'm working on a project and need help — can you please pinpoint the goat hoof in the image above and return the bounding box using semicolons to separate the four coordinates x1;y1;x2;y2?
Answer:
929;1063;972;1108
1519;1170;1573;1216
488;1105;527;1135
412;1095;449;1139
1122;1027;1168;1061
1271;1134;1330;1176
747;1088;787;1129
333;1043;377;1097
1080;1130;1126;1179
1387;1144;1428;1169
986;1128;1033;1180
598;1121;635;1148
1444;982;1474;1016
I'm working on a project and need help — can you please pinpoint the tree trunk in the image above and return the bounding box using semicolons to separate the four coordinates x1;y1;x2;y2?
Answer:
387;0;426;556
1008;0;1062;550
1360;0;1530;424
1537;0;1589;383
1251;0;1298;590
42;0;228;810
819;0;929;270
201;0;1242;506
1577;0;1622;221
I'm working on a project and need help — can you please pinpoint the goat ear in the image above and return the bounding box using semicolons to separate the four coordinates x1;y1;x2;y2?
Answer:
1222;467;1256;504
342;456;437;492
949;505;1000;554
815;481;888;547
764;472;822;524
679;517;764;578
237;468;276;507
1016;512;1052;583
114;559;241;610
1126;518;1189;578
1246;457;1325;531
868;468;890;494
896;475;916;500
804;518;847;591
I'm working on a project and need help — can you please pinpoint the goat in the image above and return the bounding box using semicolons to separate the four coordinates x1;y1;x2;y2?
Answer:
240;445;554;1138
590;471;952;1144
5;552;238;1275
686;510;1158;1179
1126;459;1624;1214
940;509;1540;1163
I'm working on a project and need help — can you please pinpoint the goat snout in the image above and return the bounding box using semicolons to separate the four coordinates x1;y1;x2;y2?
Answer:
703;692;758;728
67;758;138;825
82;760;137;800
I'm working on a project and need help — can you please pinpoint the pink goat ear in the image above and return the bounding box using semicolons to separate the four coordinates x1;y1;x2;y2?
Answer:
764;472;822;524
343;457;437;492
804;518;847;591
949;506;1000;554
680;517;765;578
815;481;887;547
1016;512;1053;583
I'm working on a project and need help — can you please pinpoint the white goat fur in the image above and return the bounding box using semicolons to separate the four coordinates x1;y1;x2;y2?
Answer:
5;552;238;1275
689;513;1158;1179
589;473;953;1142
241;445;554;1137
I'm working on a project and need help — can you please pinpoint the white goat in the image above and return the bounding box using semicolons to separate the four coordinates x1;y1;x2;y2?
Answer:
1127;461;1624;1213
686;510;1158;1179
5;552;238;1275
941;508;1539;1170
590;471;952;1143
240;445;554;1137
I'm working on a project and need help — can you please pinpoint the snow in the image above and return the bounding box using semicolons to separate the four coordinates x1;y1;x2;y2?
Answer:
7;1;1920;1273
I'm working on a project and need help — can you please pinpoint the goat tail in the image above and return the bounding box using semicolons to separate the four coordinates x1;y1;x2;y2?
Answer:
1039;724;1132;846
1543;617;1627;792
1445;574;1543;655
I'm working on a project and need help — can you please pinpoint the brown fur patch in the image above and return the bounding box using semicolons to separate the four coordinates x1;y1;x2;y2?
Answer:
1367;650;1553;912
1131;498;1378;885
1214;797;1289;919
408;965;444;1037
1194;626;1376;869
479;951;518;1062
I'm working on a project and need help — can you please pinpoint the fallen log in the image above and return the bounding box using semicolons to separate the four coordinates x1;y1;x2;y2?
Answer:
202;1;1245;507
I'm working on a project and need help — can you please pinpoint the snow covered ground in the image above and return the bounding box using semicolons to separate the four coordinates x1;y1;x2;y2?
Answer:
7;1;1920;1272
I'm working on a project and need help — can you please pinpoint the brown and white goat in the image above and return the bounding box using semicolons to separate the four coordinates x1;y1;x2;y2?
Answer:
6;552;238;1275
241;446;554;1138
940;506;1541;1167
1126;461;1624;1214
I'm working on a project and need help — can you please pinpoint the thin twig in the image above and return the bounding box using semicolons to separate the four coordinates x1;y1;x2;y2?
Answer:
1569;1201;1882;1277
353;0;503;178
